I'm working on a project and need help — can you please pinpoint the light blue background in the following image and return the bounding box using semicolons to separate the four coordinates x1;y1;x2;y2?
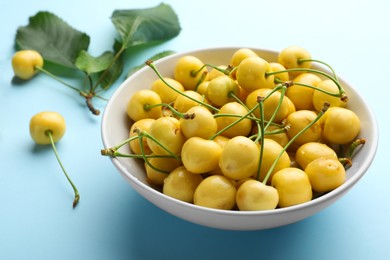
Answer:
1;0;388;259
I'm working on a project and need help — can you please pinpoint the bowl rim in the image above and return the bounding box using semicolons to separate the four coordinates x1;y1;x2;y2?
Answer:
101;46;379;218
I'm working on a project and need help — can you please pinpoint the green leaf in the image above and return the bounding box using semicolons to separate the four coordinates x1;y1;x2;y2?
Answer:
75;51;115;75
98;40;124;89
15;11;90;69
111;3;181;49
127;50;176;78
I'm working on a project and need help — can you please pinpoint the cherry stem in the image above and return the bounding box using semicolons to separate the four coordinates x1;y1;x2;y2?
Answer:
291;81;342;98
263;83;288;133
340;138;366;169
194;71;208;92
85;95;100;115
36;66;81;93
347;138;366;158
229;92;264;139
253;82;288;181
136;129;180;161
139;135;172;174
144;103;194;119
46;130;80;208
213;113;280;126
146;60;219;112
36;66;102;115
256;97;265;181
101;135;139;157
100;131;182;162
191;63;232;78
266;67;347;102
298;58;339;83
209;97;260;140
261;102;330;184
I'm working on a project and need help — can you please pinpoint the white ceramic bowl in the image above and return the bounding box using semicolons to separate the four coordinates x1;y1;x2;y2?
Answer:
101;47;378;230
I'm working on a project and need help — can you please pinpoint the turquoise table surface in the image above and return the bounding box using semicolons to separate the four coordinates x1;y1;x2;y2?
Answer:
1;0;389;259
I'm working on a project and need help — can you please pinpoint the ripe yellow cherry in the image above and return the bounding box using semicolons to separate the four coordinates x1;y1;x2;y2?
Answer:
246;88;291;123
163;166;203;203
271;167;312;208
174;55;209;90
207;75;240;107
208;65;228;80
147;117;185;156
321;107;360;144
145;156;182;186
305;157;346;193
181;137;222;174
278;46;312;77
219;136;260;180
150;77;184;104
12;50;44;80
264;125;289;148
236;179;279;211
229;48;258;79
236;57;275;92
256;138;291;183
269;62;289;83
173;90;205;113
230;48;258;68
312;79;347;112
129;118;155;155
126;89;162;121
287;73;321;110
29;111;66;145
195;81;209;96
179;106;217;139
285;110;322;146
194;175;237;210
295;142;338;170
215;102;252;138
30;111;79;208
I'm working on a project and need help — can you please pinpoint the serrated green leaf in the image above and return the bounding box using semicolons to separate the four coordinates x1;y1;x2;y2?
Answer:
127;50;176;78
111;3;181;49
15;11;90;69
75;51;115;75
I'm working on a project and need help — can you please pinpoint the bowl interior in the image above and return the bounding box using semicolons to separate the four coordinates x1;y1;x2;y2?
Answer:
101;47;378;230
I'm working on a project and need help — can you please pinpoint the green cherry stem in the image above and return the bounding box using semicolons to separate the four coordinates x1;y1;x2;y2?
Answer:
46;130;80;208
266;68;348;102
35;66;103;115
146;60;219;112
292;81;343;98
139;134;172;175
194;71;209;92
100;133;180;161
229;91;263;140
298;58;339;83
209;98;260;140
144;103;195;119
190;63;232;77
346;138;366;158
136;129;180;161
255;96;265;181
36;66;81;93
101;135;139;157
261;102;330;184
274;77;342;99
263;83;288;133
339;138;366;169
